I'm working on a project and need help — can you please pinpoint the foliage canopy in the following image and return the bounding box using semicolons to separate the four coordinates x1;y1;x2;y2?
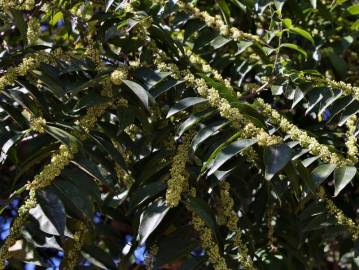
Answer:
1;0;359;269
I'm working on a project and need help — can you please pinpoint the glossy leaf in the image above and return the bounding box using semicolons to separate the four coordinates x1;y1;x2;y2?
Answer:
137;199;169;245
264;144;294;180
311;164;336;186
334;166;356;196
208;139;257;175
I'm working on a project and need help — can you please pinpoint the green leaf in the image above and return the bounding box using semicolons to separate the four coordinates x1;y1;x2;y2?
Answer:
72;157;113;187
305;88;324;114
283;18;293;28
12;10;27;42
334;166;356;197
53;179;94;220
263;144;294;180
351;19;359;30
290;27;315;44
137;150;173;183
184;19;206;41
90;132;126;168
339;100;359;126
105;0;115;12
167;97;207;118
154;227;198;268
177;109;215;138
326;51;347;80
271;85;284;95
311;164;336;186
68;74;107;95
0;101;28;129
83;246;117;270
62;167;101;204
129;181;166;212
208;139;257;175
32;68;66;98
137;199;169;245
327;96;354;123
192;120;228;151
283;17;314;44
202;131;243;173
179;256;206;270
210;35;231;49
274;0;286;11
30;189;66;237
0;132;25;164
123;79;154;111
49;11;64;26
281;43;307;58
150;79;184;97
134;68;171;89
295;160;317;192
45;125;80;147
348;4;359;15
74;91;111;112
291;87;305;109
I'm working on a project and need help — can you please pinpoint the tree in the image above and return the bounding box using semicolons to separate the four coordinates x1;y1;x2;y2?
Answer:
0;0;358;269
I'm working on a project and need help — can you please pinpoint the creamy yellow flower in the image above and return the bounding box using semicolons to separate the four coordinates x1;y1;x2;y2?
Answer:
60;222;88;270
174;0;261;42
219;182;255;270
166;131;194;207
255;98;351;166
318;187;359;240
110;67;128;85
0;0;35;10
0;69;128;266
30;117;46;133
27;18;41;45
345;115;358;163
191;212;229;270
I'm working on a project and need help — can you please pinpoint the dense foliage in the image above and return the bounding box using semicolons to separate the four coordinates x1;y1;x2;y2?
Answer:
1;0;359;269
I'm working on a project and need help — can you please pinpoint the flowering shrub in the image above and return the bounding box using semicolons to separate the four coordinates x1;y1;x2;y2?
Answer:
0;0;359;269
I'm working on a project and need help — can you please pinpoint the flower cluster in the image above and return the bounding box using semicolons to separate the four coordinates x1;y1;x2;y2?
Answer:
115;97;129;107
30;117;46;133
255;98;351;166
182;47;262;166
219;182;255;270
0;56;40;92
306;76;359;101
124;124;140;141
27;18;41;45
183;46;353;167
60;222;88;270
0;71;123;265
110;67;128;85
175;0;260;42
318;187;359;240
115;164;133;189
165;131;194;208
184;48;233;92
0;0;35;10
345;115;358;163
0;50;73;93
85;45;102;67
0;190;37;269
27;144;77;190
191;212;229;270
76;103;111;134
152;42;280;146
